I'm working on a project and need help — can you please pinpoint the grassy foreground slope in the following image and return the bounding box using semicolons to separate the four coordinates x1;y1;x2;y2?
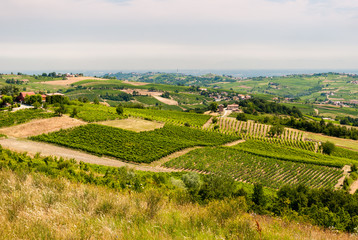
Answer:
0;165;354;239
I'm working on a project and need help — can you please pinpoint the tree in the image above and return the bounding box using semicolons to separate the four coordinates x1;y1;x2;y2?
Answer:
322;141;335;155
236;113;247;122
32;101;41;109
70;107;78;118
93;97;99;104
55;104;67;116
268;123;284;137
209;102;218;112
161;91;170;98
116;104;124;115
252;183;266;207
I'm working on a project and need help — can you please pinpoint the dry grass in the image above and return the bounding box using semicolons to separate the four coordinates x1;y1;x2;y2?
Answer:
40;77;106;86
123;80;150;86
0;116;87;138
305;132;358;151
0;169;356;239
97;118;164;132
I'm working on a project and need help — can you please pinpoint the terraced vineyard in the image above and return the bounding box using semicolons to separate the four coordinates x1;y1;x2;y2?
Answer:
164;147;343;189
216;118;304;140
125;108;211;127
30;124;240;163
208;118;319;151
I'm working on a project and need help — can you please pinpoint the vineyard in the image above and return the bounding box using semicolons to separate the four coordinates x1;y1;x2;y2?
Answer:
0;109;54;128
232;140;356;167
125;108;211;127
67;103;126;122
164;147;343;189
30;124;240;163
207;118;320;152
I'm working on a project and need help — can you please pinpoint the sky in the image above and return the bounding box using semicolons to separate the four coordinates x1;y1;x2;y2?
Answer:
0;0;358;72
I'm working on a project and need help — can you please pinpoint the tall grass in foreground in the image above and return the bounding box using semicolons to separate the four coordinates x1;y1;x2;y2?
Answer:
0;169;355;240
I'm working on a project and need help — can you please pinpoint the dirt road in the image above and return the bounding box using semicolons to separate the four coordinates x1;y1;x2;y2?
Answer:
0;138;176;172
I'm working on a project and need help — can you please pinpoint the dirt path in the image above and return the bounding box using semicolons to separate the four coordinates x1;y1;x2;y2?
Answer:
150;147;203;167
202;117;213;129
223;139;246;147
335;165;351;189
0;138;176;172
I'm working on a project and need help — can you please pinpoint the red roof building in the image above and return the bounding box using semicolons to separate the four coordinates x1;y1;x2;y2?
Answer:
16;92;36;102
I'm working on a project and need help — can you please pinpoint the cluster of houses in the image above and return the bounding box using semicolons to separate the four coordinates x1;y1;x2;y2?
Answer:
218;104;241;113
210;91;251;102
15;92;64;103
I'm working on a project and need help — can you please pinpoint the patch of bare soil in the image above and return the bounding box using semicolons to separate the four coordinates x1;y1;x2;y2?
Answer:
120;89;162;96
40;77;106;86
97;118;164;132
123;80;149;86
335;165;351;189
150;147;203;167
0;116;87;138
153;96;178;105
0;138;176;172
223;139;246;147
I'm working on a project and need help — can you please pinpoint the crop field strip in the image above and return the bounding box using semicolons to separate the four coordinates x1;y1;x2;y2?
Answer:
0;109;54;128
163;146;343;189
30;124;240;163
125;108;211;127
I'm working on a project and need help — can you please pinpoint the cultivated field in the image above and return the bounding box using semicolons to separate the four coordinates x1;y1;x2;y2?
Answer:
41;77;106;86
97;118;164;132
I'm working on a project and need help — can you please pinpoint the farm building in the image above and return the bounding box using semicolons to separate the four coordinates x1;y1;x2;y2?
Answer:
16;92;36;102
227;104;239;111
218;104;224;113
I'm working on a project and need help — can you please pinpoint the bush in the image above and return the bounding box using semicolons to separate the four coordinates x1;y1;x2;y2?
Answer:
322;141;335;155
236;113;247;122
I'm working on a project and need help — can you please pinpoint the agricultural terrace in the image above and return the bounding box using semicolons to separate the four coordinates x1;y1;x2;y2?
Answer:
30;124;240;163
164;146;343;189
125;108;211;127
232;140;358;167
210;118;319;151
214;118;304;141
0;109;54;128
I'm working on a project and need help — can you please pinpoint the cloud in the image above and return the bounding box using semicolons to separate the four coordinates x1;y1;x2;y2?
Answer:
0;0;357;70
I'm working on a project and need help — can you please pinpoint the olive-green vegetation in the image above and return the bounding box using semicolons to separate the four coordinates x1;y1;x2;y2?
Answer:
164;146;343;189
0;109;54;128
30;124;240;163
125;108;211;127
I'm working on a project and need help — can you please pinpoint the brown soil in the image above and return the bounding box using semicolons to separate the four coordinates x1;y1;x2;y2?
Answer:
40;77;106;86
0;116;87;138
223;139;246;147
335;165;351;189
153;96;178;105
123;80;149;86
150;147;203;167
120;89;162;96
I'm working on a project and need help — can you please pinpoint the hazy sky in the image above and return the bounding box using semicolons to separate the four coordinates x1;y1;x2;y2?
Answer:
1;0;358;71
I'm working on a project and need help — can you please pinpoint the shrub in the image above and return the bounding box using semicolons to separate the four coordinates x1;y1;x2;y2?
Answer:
322;141;335;155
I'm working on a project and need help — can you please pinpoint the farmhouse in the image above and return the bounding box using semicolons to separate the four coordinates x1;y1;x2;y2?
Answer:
227;104;239;111
16;92;36;102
